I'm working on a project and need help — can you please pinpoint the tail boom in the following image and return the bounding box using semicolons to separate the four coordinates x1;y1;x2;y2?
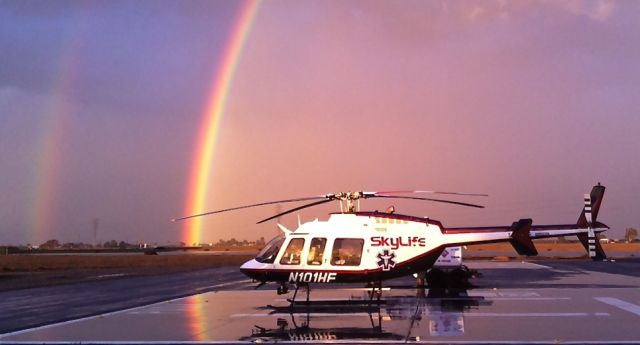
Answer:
440;183;608;258
442;223;607;249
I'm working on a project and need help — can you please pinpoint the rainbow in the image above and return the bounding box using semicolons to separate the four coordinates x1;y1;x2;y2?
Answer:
182;0;261;245
28;104;69;244
27;30;83;245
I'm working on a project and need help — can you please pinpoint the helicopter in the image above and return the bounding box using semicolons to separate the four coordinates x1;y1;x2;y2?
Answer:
173;183;608;301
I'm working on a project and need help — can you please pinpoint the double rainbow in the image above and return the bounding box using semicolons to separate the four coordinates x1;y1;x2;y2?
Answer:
182;0;261;245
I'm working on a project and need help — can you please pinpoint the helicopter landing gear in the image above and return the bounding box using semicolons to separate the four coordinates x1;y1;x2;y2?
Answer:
287;283;310;306
277;282;289;295
367;281;383;303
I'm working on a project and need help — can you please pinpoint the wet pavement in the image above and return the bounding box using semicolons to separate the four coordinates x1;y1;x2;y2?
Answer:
0;266;251;334
2;259;640;343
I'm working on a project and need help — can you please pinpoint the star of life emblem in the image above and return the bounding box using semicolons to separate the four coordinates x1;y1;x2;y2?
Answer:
376;249;396;271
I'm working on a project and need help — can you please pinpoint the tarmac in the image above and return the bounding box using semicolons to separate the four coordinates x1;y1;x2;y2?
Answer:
1;259;640;344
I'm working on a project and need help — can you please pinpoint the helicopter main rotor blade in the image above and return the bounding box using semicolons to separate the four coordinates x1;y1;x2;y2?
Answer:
372;195;485;208
256;199;334;224
370;190;488;197
172;196;327;222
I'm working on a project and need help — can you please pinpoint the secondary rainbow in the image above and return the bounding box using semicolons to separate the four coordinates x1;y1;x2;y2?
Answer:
27;26;85;245
182;0;261;245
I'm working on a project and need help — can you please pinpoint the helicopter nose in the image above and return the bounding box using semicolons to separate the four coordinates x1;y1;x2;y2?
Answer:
239;259;263;280
239;259;255;270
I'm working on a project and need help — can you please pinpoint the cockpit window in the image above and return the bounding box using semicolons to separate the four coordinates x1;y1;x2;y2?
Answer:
280;238;305;265
307;238;327;265
331;238;364;266
255;235;285;263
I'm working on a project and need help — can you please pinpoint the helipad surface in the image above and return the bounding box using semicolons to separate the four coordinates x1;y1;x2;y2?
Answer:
2;260;640;343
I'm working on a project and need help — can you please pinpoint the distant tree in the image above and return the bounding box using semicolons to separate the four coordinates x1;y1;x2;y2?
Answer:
40;239;60;249
596;232;607;240
257;237;265;246
104;240;118;248
624;228;638;243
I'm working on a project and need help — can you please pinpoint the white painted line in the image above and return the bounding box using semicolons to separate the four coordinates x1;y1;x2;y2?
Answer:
342;287;391;291
272;297;384;302
95;273;127;278
231;312;374;318
489;297;571;301
230;313;271;317
595;297;640;316
0;279;250;339
198;279;253;290
522;262;552;269
231;311;609;318
463;312;608;317
478;291;541;297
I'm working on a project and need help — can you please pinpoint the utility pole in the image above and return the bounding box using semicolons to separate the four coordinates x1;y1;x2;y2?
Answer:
93;218;99;247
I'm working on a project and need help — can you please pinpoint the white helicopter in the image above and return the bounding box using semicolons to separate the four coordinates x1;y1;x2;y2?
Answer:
174;183;607;300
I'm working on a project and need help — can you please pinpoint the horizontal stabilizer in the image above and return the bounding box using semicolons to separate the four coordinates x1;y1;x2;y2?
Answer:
509;218;538;256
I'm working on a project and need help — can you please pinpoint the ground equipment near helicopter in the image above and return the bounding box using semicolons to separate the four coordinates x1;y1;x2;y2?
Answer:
173;184;608;301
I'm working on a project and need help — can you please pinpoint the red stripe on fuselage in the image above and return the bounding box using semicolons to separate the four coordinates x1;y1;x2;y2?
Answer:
241;245;446;283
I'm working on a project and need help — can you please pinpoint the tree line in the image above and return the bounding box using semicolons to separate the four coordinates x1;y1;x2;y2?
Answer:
34;237;268;250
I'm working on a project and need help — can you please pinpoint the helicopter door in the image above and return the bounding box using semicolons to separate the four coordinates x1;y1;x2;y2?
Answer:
279;238;305;265
307;238;327;265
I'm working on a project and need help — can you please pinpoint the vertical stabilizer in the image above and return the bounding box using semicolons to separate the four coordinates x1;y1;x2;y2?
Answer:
577;183;605;228
576;183;607;261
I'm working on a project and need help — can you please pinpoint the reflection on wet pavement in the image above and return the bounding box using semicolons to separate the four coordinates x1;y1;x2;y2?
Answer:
243;288;488;342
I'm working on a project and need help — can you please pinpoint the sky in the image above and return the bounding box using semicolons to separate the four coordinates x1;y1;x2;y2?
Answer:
1;0;639;246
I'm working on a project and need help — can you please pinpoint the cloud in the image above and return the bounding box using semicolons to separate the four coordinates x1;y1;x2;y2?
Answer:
443;0;616;23
551;0;616;22
0;1;239;116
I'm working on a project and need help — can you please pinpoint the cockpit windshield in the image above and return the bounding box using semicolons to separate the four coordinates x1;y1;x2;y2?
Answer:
255;234;285;263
